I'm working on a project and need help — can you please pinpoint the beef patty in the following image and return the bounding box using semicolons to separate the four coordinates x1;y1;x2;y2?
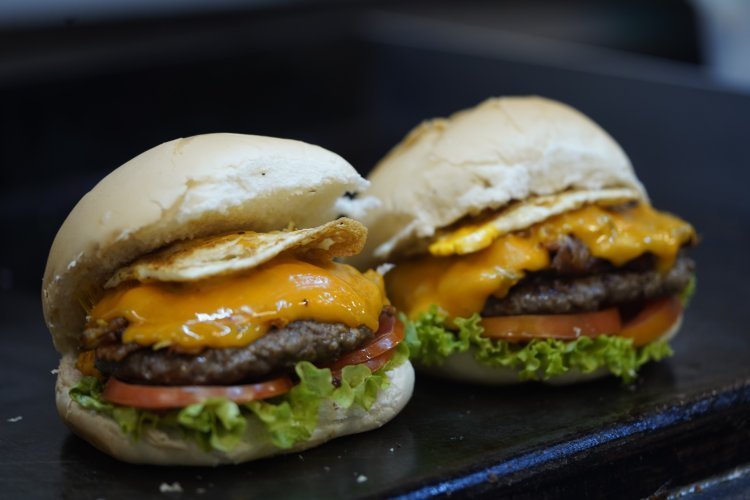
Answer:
483;244;694;316
545;235;658;276
92;318;376;386
483;254;693;316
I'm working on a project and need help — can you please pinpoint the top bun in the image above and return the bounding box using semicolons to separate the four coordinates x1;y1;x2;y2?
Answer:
352;96;646;265
43;133;368;354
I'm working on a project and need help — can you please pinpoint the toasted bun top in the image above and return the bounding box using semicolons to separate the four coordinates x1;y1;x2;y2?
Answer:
352;96;646;265
43;133;368;354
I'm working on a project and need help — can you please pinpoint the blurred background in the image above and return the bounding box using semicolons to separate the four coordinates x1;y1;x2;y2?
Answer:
1;0;749;294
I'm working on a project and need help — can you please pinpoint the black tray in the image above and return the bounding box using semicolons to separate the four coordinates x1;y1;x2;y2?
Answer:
2;8;750;499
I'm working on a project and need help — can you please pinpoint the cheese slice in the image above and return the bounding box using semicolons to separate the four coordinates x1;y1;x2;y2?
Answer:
387;203;695;321
429;188;642;256
89;257;386;350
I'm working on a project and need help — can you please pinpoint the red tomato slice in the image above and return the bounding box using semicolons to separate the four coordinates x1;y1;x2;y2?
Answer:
331;349;395;379
102;309;403;409
327;314;404;372
481;308;622;341
619;296;682;346
102;376;293;410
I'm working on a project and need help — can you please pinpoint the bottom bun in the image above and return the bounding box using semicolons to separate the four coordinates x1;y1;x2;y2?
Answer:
56;355;415;465
419;353;611;385
419;314;682;386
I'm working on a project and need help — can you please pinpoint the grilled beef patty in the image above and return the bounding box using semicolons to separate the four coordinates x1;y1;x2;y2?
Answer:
545;235;657;275
483;254;693;316
483;243;694;316
92;319;375;386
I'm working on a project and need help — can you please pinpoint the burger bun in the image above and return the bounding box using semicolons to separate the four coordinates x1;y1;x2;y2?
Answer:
56;355;415;465
352;96;646;266
43;133;368;354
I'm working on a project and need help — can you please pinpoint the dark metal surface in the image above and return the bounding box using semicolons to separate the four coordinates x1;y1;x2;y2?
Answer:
2;216;750;499
1;7;750;499
667;464;750;499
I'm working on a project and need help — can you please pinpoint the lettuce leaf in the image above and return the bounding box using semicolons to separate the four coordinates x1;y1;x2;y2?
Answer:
403;307;672;383
245;346;406;449
69;376;112;413
245;343;408;449
246;362;335;449
176;398;247;452
70;377;160;438
70;378;244;450
681;275;696;307
68;345;409;453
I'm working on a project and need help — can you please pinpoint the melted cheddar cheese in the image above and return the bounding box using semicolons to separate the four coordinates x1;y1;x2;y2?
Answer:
89;257;386;350
388;204;695;320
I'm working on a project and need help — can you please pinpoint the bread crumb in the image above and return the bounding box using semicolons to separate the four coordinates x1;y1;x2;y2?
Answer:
7;416;22;423
51;369;59;375
356;475;368;484
159;482;183;493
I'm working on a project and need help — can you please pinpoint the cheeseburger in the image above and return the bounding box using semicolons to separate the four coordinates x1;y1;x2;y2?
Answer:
43;133;413;465
351;97;696;384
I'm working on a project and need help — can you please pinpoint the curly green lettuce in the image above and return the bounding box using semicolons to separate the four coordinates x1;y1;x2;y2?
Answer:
403;307;672;384
69;342;409;453
681;275;696;308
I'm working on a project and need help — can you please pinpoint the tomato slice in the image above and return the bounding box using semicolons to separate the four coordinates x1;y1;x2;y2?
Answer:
331;349;395;379
481;308;622;341
102;309;403;409
619;296;682;346
326;314;404;372
102;376;293;410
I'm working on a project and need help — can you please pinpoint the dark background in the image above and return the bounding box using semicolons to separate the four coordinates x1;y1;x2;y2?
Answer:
2;1;750;498
0;0;730;294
